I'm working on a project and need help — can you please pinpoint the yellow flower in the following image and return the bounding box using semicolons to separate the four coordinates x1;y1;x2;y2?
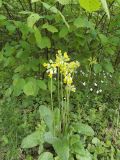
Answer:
43;63;48;68
58;50;62;54
48;69;53;78
64;52;70;61
51;63;57;68
64;74;73;85
48;73;53;78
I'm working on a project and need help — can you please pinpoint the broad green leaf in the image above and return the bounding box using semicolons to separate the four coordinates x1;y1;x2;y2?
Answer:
94;64;102;73
5;22;16;33
13;78;25;96
76;150;92;160
99;34;108;45
44;132;57;144
74;16;94;29
0;0;2;7
34;27;51;48
72;141;84;155
21;131;42;148
58;11;69;28
39;36;51;49
42;2;69;28
23;80;38;96
0;14;6;21
59;26;69;38
31;0;40;3
79;0;101;12
37;80;47;90
72;123;94;136
19;11;33;15
34;26;42;48
39;105;53;132
100;0;110;19
53;137;69;160
42;2;58;13
117;0;120;5
70;134;80;146
103;61;114;73
38;152;54;160
42;23;58;33
56;0;78;5
27;13;40;28
92;137;100;145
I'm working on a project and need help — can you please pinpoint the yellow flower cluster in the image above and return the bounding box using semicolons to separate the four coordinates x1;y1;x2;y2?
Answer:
43;50;80;92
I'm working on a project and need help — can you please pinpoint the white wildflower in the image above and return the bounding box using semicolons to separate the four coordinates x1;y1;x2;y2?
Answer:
110;75;112;78
94;83;97;86
83;82;86;86
90;88;93;91
96;90;99;94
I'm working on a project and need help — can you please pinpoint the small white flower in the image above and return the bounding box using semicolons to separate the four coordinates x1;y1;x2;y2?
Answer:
101;80;104;83
90;88;93;91
83;82;86;86
99;89;102;93
110;75;112;78
96;90;99;94
94;83;97;86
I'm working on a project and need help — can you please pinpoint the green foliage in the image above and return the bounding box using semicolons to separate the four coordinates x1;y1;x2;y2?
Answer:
53;137;69;160
38;152;54;160
21;131;43;149
72;123;94;136
79;0;101;12
0;0;120;159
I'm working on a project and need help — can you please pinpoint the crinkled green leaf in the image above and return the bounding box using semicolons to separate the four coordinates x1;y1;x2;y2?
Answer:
39;105;53;132
38;152;54;160
72;123;94;136
21;131;42;148
53;137;69;160
76;150;92;160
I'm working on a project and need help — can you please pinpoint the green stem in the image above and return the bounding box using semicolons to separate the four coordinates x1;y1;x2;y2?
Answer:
61;73;65;132
51;78;53;111
58;68;60;109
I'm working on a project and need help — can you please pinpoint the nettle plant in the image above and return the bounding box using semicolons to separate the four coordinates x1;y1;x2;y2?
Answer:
21;51;94;160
